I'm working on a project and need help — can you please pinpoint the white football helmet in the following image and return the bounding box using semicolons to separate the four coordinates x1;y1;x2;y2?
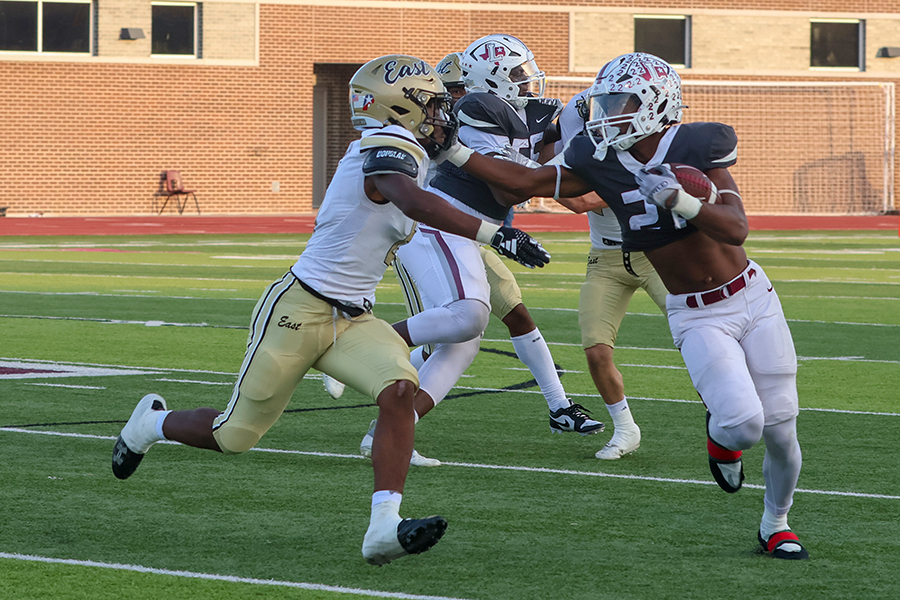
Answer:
349;55;457;158
584;52;685;160
460;34;545;109
435;52;464;88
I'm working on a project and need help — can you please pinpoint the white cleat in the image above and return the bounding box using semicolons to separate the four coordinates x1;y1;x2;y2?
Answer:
410;450;441;467
595;424;641;460
323;374;346;399
362;501;448;566
360;419;441;467
112;393;168;479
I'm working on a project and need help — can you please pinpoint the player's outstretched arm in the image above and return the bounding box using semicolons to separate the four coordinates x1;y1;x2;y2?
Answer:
370;173;550;268
441;144;592;199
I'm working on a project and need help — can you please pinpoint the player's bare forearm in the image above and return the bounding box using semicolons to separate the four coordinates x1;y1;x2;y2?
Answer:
554;191;606;214
489;183;528;208
461;151;591;198
373;174;482;240
689;168;748;246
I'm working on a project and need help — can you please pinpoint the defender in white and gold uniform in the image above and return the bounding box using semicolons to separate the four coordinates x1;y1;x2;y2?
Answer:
111;55;548;567
553;88;668;460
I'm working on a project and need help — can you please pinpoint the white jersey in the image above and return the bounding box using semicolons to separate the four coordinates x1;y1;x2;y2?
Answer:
557;88;624;249
292;125;428;310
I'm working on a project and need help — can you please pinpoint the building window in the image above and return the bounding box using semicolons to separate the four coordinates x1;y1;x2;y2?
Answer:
0;0;91;53
152;2;197;57
811;19;864;70
634;15;690;68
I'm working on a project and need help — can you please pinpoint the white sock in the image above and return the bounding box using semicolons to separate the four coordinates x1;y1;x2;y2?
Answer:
511;328;568;412
759;507;789;539
606;399;636;430
155;410;172;441
371;490;402;510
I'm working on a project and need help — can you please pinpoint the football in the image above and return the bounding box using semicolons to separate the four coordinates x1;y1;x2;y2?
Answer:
669;163;719;203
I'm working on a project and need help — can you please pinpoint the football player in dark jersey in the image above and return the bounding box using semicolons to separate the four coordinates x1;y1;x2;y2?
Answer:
380;34;605;443
440;52;808;561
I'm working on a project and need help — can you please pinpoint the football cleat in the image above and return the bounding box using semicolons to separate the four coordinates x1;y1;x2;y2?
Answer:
359;419;441;467
112;393;167;480
322;373;346;399
758;529;809;560
595;424;641;460
549;402;605;436
362;500;448;565
706;411;744;493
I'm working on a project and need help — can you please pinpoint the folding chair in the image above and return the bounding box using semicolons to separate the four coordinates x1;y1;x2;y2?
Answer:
158;170;200;214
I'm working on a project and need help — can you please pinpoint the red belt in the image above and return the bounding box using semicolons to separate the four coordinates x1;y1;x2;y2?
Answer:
686;268;756;308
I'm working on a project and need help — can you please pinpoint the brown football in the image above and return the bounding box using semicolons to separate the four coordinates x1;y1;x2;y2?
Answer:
669;163;719;203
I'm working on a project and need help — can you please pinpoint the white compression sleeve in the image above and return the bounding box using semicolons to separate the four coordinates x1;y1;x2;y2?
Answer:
510;328;568;411
406;299;489;346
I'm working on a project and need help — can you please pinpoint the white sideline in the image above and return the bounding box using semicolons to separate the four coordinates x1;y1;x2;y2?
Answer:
1;427;899;500
0;553;474;600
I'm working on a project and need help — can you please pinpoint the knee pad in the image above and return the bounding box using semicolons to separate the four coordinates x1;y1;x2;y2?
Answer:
213;424;260;455
710;412;764;451
448;299;489;340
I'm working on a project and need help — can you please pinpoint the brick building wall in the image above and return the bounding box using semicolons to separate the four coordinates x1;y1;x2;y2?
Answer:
1;0;899;215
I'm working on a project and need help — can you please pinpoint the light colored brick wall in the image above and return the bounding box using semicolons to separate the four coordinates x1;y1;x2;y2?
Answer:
868;19;900;72
204;3;256;60
692;15;810;71
98;0;153;58
570;12;632;73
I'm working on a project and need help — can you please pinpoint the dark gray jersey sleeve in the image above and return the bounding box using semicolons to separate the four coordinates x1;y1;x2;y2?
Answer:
680;122;738;170
361;147;419;179
454;93;527;140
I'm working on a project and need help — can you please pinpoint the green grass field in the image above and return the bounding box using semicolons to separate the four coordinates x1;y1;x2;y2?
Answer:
1;229;898;599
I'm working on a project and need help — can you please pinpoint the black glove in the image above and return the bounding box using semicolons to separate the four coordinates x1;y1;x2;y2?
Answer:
490;226;551;269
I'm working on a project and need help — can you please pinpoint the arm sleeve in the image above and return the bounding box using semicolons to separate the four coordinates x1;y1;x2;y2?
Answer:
459;126;511;155
558;92;588;144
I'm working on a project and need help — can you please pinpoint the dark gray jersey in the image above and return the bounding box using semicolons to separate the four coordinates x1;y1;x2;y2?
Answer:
431;92;558;220
563;122;738;252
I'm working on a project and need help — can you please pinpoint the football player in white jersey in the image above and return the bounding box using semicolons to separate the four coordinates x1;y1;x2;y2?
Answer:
110;54;549;566
363;35;604;456
549;88;668;460
441;52;809;561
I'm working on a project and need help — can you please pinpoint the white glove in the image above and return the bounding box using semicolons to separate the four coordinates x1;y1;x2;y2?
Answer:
526;97;564;120
636;164;703;220
493;144;542;169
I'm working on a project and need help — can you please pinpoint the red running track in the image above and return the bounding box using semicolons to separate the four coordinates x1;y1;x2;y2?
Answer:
0;213;897;236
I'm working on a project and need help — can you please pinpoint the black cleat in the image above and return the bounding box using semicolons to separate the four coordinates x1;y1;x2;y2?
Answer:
112;436;144;480
111;394;167;480
759;529;810;560
706;411;744;493
398;515;448;556
549;403;605;436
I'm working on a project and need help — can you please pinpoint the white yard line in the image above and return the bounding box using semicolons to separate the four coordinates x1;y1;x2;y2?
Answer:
0;553;473;600
1;428;897;500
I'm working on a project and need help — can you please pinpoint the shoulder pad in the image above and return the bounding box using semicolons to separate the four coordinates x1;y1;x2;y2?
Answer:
362;146;419;179
678;122;738;169
360;127;427;164
455;93;525;138
563;133;598;169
